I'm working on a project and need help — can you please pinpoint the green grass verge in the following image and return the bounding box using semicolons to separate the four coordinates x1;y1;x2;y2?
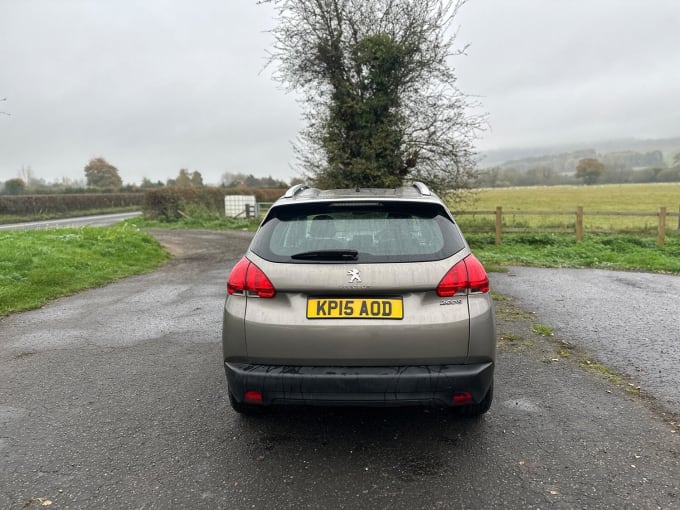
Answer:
123;212;260;231
0;224;170;316
467;232;680;274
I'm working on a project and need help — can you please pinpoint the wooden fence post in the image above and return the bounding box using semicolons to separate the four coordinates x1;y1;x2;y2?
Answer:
495;206;502;245
658;207;667;247
575;206;584;242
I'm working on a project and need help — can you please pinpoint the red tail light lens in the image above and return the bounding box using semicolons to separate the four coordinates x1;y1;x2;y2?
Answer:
227;257;276;298
227;257;250;295
245;262;276;298
464;254;490;293
436;259;468;297
436;254;489;297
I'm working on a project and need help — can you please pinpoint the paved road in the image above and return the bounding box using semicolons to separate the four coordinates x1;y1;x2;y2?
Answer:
0;212;141;230
0;230;678;509
490;267;680;415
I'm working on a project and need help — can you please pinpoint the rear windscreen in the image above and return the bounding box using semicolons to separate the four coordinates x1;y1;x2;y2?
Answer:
250;202;466;263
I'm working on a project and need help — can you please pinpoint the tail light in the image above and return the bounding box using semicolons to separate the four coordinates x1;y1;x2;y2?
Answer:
227;257;276;298
436;254;489;297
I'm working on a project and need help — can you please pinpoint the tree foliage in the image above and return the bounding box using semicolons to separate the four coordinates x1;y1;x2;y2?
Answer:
3;178;26;195
220;172;289;188
84;158;123;189
176;169;192;187
261;0;483;198
575;158;606;185
140;177;164;189
175;169;204;187
190;171;204;187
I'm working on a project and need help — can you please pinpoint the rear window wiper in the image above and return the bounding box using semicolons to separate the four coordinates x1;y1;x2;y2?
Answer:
291;249;358;261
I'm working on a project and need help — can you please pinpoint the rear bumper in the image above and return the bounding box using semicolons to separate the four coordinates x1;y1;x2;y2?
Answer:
225;362;494;407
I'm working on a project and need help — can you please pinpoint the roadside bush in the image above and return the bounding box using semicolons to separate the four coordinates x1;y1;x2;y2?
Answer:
143;187;223;221
0;193;144;216
143;186;285;221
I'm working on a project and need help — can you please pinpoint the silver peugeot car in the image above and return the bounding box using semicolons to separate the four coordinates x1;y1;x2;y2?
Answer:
222;182;496;415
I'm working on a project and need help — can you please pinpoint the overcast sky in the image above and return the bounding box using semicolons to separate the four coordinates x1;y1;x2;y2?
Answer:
1;0;679;185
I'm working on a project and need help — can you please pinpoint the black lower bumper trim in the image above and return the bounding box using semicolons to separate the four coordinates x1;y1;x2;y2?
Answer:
225;362;494;407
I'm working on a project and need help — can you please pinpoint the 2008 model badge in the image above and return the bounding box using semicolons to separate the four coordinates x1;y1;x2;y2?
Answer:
347;269;361;283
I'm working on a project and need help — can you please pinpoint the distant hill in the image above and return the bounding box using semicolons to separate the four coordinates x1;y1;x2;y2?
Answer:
479;137;680;170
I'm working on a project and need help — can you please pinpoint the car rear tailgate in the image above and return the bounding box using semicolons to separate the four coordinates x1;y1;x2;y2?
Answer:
241;253;472;365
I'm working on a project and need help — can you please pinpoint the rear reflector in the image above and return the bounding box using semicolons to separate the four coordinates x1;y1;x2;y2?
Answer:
244;391;263;404
452;392;473;405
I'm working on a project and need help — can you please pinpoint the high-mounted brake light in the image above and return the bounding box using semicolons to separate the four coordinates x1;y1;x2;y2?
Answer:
436;254;489;297
227;257;276;298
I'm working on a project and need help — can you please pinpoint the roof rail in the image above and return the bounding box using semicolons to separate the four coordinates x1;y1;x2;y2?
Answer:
283;183;309;198
412;181;431;196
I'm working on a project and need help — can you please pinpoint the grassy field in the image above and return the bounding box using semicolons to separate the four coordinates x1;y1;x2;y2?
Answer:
460;182;680;211
0;225;170;316
452;183;680;232
443;183;680;274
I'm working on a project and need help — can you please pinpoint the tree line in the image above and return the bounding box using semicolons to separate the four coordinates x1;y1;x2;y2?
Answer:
7;151;679;196
475;153;680;188
1;158;294;195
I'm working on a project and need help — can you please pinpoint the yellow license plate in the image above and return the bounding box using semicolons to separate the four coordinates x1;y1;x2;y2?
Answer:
307;298;403;319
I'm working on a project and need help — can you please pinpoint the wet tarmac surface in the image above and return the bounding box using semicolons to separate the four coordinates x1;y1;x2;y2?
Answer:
490;267;680;415
0;212;142;230
1;230;678;509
